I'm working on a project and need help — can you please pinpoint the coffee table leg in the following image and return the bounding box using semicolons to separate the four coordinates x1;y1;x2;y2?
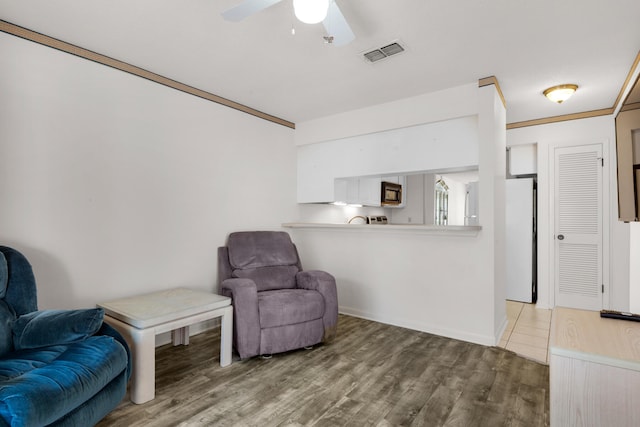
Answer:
102;316;156;404
129;327;156;404
220;305;233;367
172;326;190;346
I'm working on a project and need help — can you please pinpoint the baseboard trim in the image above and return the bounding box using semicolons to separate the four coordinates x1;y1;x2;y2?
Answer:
157;306;501;348
338;305;497;347
495;314;508;345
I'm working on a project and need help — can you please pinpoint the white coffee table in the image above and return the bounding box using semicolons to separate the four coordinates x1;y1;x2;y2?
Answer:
98;287;233;404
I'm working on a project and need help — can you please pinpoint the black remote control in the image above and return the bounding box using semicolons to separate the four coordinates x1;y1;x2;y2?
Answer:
600;309;640;322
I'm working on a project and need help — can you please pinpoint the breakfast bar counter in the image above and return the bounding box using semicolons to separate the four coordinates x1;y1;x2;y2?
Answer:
282;221;500;347
282;222;481;236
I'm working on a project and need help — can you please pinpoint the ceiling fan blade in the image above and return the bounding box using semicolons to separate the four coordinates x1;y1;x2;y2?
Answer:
221;0;283;22
322;1;355;46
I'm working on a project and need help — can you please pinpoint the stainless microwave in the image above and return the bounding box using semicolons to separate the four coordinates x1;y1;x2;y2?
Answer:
381;181;402;206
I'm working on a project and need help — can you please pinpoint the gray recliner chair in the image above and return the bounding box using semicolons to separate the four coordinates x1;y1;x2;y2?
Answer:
218;231;338;360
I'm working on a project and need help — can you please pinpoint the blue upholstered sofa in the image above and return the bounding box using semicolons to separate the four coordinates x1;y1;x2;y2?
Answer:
0;246;131;426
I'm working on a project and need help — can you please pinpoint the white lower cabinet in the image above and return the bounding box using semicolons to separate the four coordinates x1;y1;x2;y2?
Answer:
550;307;640;426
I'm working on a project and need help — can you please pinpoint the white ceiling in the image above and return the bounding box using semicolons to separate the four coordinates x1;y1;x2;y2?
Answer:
2;0;639;126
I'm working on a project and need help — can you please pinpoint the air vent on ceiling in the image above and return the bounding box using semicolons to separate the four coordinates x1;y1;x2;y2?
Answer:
363;42;405;63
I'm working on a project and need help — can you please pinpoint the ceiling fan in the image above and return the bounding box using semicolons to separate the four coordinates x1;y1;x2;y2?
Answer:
222;0;355;46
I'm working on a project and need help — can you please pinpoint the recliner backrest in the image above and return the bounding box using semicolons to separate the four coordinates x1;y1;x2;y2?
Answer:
227;231;301;292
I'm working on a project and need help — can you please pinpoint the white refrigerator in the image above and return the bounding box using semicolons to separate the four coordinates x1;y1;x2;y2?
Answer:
506;178;537;303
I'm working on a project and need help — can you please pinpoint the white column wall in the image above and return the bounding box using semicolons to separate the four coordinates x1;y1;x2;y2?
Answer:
478;85;507;339
292;83;506;346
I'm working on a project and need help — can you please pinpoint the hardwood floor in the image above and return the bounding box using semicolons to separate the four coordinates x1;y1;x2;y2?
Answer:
98;315;549;427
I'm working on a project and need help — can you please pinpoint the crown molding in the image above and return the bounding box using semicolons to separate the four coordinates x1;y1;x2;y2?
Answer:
0;20;296;129
613;49;640;114
3;18;638;133
620;102;640;112
507;50;640;129
478;76;506;109
507;108;614;129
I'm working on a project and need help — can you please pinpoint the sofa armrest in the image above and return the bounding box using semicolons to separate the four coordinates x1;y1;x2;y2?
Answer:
221;278;260;359
97;322;132;380
296;271;338;342
12;308;104;351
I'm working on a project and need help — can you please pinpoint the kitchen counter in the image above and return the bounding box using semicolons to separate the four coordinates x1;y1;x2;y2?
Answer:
282;222;481;236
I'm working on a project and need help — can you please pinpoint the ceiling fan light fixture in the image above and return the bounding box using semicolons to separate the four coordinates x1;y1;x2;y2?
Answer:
293;0;329;24
543;84;578;103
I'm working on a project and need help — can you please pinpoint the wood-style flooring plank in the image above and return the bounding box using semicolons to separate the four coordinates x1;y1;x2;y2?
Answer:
98;315;549;427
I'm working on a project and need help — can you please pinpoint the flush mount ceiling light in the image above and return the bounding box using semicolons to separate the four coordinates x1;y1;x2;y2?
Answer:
293;0;329;24
543;84;578;104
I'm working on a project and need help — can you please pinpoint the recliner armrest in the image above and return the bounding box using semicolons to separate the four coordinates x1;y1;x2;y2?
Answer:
296;271;338;342
221;277;258;300
221;278;260;359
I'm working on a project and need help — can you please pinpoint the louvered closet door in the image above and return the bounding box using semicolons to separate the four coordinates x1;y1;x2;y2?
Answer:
554;144;603;310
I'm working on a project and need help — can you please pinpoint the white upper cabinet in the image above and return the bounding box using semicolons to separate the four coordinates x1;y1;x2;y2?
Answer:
334;178;361;205
508;144;537;176
358;177;382;206
297;116;480;203
334;177;382;206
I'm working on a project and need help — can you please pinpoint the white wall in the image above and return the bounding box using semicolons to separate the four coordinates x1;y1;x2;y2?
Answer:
295;83;479;146
507;115;630;310
0;33;296;310
292;83;507;346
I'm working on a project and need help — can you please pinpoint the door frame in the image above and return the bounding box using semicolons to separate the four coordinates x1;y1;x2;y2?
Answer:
546;139;610;309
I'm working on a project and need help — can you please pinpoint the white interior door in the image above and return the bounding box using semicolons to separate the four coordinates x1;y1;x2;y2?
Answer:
554;144;603;310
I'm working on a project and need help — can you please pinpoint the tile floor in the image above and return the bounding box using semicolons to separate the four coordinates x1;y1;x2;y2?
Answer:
498;300;552;364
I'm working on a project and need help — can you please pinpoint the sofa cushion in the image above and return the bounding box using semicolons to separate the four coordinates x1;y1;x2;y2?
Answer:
232;265;299;292
258;289;325;329
228;231;298;269
12;308;104;351
0;335;128;427
0;301;15;358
